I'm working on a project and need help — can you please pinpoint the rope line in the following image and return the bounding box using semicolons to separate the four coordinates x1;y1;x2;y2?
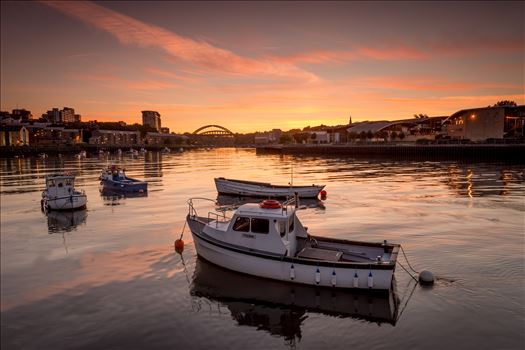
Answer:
397;260;419;283
400;245;419;274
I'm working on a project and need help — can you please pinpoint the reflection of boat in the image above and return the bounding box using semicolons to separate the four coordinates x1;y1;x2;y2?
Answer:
214;177;325;198
216;194;325;210
100;187;148;199
41;175;87;210
187;198;400;291
191;257;398;343
99;166;148;193
46;209;87;233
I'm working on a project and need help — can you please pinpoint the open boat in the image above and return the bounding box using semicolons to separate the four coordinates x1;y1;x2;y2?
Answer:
99;166;147;193
41;174;87;211
214;177;325;198
186;198;400;291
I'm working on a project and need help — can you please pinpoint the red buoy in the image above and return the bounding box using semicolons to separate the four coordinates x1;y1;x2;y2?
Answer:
320;190;327;200
259;199;282;209
174;239;184;253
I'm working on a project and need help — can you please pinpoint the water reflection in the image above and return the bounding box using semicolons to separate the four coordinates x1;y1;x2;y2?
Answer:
46;209;87;234
190;258;399;346
216;194;326;210
100;188;148;205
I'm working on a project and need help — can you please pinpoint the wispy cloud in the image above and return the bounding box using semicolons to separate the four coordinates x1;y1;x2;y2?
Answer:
271;46;428;65
41;0;318;82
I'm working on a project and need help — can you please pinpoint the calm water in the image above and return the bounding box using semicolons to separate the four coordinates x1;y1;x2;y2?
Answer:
1;148;524;349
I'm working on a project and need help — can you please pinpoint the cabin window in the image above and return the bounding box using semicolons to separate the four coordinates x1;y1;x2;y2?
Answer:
278;221;286;238
233;217;250;232
65;179;72;186
288;215;294;232
47;180;55;187
251;218;269;234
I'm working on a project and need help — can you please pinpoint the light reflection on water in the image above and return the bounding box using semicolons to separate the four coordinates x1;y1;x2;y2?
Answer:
0;148;524;350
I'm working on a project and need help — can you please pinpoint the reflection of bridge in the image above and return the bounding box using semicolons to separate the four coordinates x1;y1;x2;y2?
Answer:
193;125;234;137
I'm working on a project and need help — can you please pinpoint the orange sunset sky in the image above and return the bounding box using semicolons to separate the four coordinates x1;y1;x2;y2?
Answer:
1;1;524;133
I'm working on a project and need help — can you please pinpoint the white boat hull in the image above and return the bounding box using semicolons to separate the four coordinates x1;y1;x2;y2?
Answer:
42;193;87;210
215;178;324;198
190;227;394;291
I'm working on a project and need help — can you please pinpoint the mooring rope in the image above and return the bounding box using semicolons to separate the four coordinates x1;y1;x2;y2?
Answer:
400;245;419;274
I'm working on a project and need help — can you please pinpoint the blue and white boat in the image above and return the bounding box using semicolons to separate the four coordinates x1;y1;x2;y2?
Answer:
100;166;147;193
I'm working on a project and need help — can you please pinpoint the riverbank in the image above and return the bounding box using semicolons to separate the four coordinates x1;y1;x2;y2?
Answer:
0;144;195;157
256;144;525;161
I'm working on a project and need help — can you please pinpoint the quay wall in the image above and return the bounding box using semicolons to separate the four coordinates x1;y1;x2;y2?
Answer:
0;144;191;156
255;144;525;162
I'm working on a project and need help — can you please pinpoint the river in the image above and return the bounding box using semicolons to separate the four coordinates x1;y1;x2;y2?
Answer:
1;148;524;349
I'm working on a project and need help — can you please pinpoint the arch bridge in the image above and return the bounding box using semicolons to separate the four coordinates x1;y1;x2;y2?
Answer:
193;125;234;137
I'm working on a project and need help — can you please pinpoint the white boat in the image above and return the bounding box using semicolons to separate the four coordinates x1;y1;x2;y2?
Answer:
41;174;87;211
214;177;325;198
75;150;87;159
186;198;400;291
191;257;399;326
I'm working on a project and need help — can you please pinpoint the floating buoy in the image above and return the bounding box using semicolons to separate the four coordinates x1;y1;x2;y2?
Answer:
418;270;435;285
368;271;374;288
353;271;359;288
174;239;184;254
290;264;295;280
320;190;327;200
331;270;337;287
315;268;321;284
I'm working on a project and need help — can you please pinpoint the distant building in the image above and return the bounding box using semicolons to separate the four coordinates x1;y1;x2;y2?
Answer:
145;132;187;146
142;110;161;131
26;125;81;145
0;125;29;146
42;107;79;124
443;105;525;141
89;130;141;146
61;107;76;123
11;109;33;122
254;129;282;144
160;127;170;134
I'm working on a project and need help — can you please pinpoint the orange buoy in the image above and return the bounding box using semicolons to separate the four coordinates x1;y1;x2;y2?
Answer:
259;199;282;209
174;239;184;253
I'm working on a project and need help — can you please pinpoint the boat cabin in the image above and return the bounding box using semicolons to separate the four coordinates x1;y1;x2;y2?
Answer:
45;175;76;197
203;200;308;256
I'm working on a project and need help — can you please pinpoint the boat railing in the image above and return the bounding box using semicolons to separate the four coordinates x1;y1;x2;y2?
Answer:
188;197;231;225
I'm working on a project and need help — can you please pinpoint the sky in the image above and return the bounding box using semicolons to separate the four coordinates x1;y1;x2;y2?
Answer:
1;1;524;133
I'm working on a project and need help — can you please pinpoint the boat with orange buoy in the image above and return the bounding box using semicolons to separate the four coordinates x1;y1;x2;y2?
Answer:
214;177;325;198
186;197;400;291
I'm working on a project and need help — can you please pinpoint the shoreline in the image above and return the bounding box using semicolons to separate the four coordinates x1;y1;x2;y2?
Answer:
255;143;525;161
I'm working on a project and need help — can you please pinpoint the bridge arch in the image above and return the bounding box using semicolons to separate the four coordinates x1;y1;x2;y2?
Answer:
193;125;234;136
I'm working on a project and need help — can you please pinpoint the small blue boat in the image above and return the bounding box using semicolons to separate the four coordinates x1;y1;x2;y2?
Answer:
99;166;147;193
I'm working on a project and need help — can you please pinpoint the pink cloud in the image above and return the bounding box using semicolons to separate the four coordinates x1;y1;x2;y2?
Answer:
72;73;181;90
41;1;318;82
271;46;428;65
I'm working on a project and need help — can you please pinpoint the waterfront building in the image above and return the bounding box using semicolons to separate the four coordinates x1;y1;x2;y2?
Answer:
142;111;161;131
145;132;187;145
0;125;29;146
443;105;525;141
89;130;141;146
26;125;81;145
11;109;33;122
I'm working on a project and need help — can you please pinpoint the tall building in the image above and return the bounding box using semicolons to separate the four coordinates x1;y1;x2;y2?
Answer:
142;110;161;131
61;107;76;123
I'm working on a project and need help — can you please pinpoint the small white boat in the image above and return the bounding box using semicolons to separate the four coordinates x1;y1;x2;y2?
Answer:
186;198;400;291
214;177;325;198
41;174;87;211
163;147;171;153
